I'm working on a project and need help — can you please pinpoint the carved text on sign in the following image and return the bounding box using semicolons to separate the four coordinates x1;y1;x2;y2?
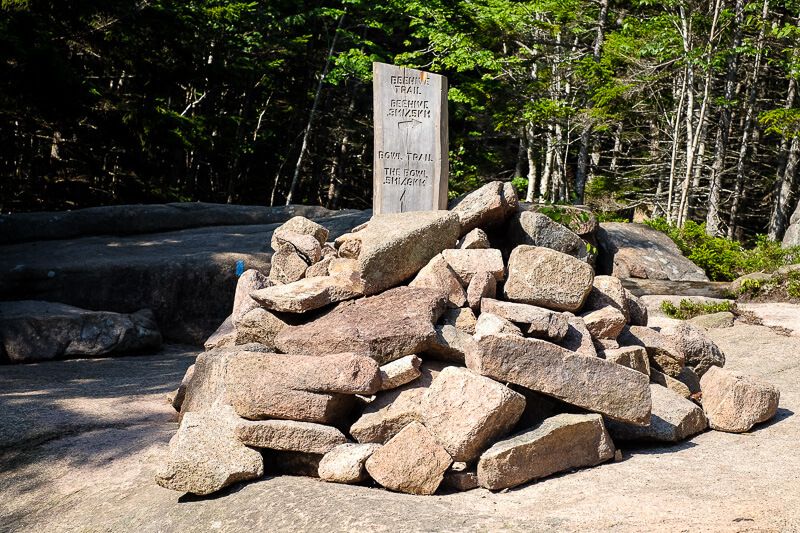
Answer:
373;63;448;214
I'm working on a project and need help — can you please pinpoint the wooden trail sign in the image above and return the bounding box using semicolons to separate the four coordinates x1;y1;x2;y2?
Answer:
372;62;448;215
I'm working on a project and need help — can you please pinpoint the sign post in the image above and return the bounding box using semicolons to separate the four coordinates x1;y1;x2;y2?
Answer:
372;62;448;214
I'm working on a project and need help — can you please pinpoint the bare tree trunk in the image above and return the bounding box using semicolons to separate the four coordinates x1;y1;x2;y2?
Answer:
326;92;357;208
524;125;538;202
543;30;565;203
610;123;622;176
667;66;687;224
540;124;554;202
768;23;800;240
285;10;346;206
576;128;591;204
326;133;346;209
525;147;537;203
574;0;608;205
728;0;768;238
677;0;721;227
676;18;695;226
515;137;526;180
689;121;708;219
769;136;800;240
554;122;565;202
706;0;744;235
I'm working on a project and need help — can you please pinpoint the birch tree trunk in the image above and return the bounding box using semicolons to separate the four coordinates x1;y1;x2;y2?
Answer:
285;10;346;206
574;0;608;204
728;0;768;238
706;0;744;236
768;23;800;240
515;137;526;180
769;136;800;240
540;125;554;202
677;0;721;227
524;124;537;202
676;5;695;225
326;92;357;209
667;67;688;224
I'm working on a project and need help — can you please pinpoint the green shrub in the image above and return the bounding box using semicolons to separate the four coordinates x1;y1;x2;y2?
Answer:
736;278;763;295
644;218;800;281
660;299;736;320
595;211;629;223
539;204;589;226
788;280;800;298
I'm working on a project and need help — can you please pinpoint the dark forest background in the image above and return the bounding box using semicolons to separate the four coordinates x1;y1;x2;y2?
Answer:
2;0;800;242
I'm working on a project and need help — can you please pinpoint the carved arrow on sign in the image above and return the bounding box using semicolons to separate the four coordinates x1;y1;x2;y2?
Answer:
398;119;422;154
397;119;422;128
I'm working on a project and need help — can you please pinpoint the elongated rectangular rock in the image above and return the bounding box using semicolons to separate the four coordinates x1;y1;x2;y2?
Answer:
229;351;381;395
235;419;347;454
379;354;422;390
481;298;568;341
251;275;362;314
224;351;378;422
477;413;615;490
229;383;354;424
472;334;651;425
0;300;161;363
275;287;447;365
605;385;707;442
421;367;526;462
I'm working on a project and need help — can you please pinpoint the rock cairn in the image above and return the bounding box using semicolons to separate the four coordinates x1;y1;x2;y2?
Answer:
157;182;781;496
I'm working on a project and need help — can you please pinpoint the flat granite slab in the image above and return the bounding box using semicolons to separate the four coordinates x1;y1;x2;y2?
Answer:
1;323;798;532
0;209;371;344
0;203;356;244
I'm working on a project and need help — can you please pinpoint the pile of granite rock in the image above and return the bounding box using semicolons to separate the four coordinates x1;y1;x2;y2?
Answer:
156;182;781;496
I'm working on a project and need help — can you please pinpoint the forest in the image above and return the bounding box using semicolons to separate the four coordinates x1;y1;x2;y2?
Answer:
2;0;800;242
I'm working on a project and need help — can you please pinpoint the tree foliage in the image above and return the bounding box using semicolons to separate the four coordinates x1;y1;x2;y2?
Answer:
2;0;800;244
